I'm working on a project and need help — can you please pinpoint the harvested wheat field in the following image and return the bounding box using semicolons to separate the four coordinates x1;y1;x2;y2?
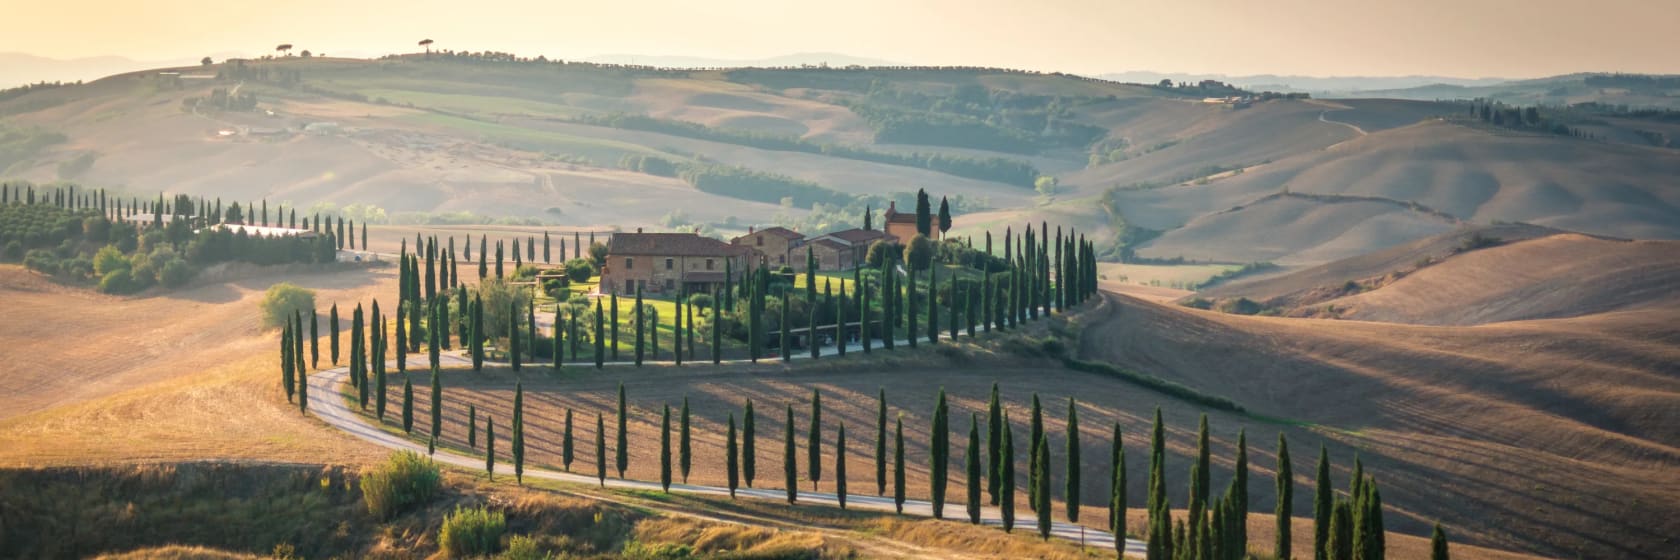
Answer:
1079;291;1680;559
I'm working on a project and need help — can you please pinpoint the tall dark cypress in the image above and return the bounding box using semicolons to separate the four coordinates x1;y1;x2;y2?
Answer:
330;304;340;365
1113;422;1128;558
660;404;672;492
429;365;442;451
1035;432;1052;540
783;403;797;504
876;388;888;496
396;303;408;373
927;265;939;345
833;281;845;357
1029;393;1044;511
513;382;525;484
509;301;521;372
1235;429;1250;558
905;269;917;349
930;388;949;519
1277;433;1294;560
562;408;575;471
893;413;906;514
680;397;692;483
711;289;722;364
1066;397;1082;523
594;300;605;369
836;421;848;510
280;324;295;402
616;383;628;478
484;415;495;478
808;389;822;490
309;309;319;368
402;378;413;433
1314;446;1333;560
779;289;790;362
595;413;607;486
553;304;563;370
726;413;740;498
1429;523;1449;560
1000;411;1016;532
966;412;982;524
610;294;619;361
744;399;757;488
634;287;645;366
987;382;1003;505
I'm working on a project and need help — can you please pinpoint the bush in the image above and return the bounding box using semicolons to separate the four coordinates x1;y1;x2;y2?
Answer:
564;259;594;282
261;283;317;328
500;535;552;560
2;240;21;261
98;268;143;294
93;245;128;276
905;235;934;270
159;259;195;288
687;293;713;311
360;451;441;520
439;506;507;558
23;249;59;275
513;264;543;280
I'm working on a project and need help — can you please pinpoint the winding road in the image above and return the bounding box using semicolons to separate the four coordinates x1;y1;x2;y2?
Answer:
305;333;1147;556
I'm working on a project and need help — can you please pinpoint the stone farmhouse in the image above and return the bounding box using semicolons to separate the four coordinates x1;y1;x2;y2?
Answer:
598;230;752;296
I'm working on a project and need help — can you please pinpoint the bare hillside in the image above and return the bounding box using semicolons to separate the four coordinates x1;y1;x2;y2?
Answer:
1134;192;1460;265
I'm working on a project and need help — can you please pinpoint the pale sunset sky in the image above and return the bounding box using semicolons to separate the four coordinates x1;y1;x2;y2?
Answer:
6;0;1678;77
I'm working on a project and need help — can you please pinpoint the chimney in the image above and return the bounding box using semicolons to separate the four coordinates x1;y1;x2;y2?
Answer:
637;227;643;233
887;201;896;214
749;226;755;234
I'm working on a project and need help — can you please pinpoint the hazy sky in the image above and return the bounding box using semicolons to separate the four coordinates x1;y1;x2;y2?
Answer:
6;0;1678;78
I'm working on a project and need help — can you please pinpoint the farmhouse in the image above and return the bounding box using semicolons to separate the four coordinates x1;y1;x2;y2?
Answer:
730;226;805;267
803;227;887;271
599;230;751;296
880;201;919;244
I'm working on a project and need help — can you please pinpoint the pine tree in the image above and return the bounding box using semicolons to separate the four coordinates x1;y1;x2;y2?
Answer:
485;415;496;479
966;412;982;524
616;382;629;478
660;404;673;492
808;389;822;490
1035;433;1052;540
1277;433;1294;560
680;398;693;483
1429;523;1449;560
1029;393;1044;511
783;403;798;504
402;378;414;433
595;413;607;486
893;413;906;514
744;399;757;488
930;387;949;519
726;412;740;498
1314;446;1333;560
987;383;1003;504
1066;397;1082;523
1001;411;1016;532
330;304;340;365
563;408;575;471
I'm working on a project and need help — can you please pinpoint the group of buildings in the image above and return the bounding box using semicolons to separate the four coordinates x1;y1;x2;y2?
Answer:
598;201;923;296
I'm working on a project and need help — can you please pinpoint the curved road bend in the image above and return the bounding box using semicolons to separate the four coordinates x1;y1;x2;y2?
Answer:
306;355;1147;557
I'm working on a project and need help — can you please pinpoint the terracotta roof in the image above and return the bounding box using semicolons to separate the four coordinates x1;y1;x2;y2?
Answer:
606;233;744;257
809;238;850;251
883;212;917;224
820;228;888;244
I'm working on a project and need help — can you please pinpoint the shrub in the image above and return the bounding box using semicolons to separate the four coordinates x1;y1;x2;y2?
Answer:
500;535;552;560
360;451;441;520
159;259;195;288
514;264;543;280
439;506;507;558
23;249;59;275
98;268;144;294
905;235;934;270
2;240;21;260
261;283;317;328
687;293;713;310
564;259;594;282
93;245;128;276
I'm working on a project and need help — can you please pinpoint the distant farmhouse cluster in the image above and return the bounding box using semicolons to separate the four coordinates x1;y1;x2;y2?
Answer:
598;201;926;296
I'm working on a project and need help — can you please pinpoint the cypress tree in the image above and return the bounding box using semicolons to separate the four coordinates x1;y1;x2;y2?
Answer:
402;378;414;433
1195;414;1211;517
297;348;308;413
1067;397;1081;523
543;231;551;262
726;412;740;498
309;309;319;368
594;300;605;369
1235;429;1250;557
906;269;917;349
281;324;295;402
553;304;563;370
485;415;496;479
514;382;525;484
525;299;534;361
634;287;644;366
927;265;938;345
675;293;684;365
1036;433;1052;540
950;276;960;341
595;413;607;486
330;304;340;365
563;408;575;471
930;388;949;519
680;397;692;483
1315;446;1333;560
1429;523;1449;560
616;382;628;478
510;301;521;371
1113;422;1128;558
478;236;488;279
833;281;845;357
809;283;819;360
783;403;797;504
836;421;848;509
1277;433;1294;560
744;399;757;488
376;334;388;420
660;404;672;492
876;388;888;495
860;273;872;354
471;296;484;371
779;289;790;362
468;405;478;449
396;303;408;373
1328;501;1352;560
966;412;982;524
293;311;306;389
610;294;619;361
987;382;1003;504
893;413;906;514
1029;393;1044;511
711;289;722;364
982;268;993;333
686;291;697;362
496;240;504;278
808;390;822;489
1000;411;1016;532
429;366;442;451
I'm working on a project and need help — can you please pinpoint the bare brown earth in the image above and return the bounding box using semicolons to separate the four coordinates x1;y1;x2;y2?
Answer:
1081;287;1680;559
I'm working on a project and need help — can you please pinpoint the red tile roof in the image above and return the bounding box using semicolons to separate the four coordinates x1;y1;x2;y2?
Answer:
819;228;888;244
731;226;804;244
606;233;746;257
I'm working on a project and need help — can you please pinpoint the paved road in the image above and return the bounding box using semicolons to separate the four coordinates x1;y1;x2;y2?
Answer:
305;350;1146;556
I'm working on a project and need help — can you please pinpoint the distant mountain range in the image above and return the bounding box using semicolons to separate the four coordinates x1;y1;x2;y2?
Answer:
1096;71;1511;94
